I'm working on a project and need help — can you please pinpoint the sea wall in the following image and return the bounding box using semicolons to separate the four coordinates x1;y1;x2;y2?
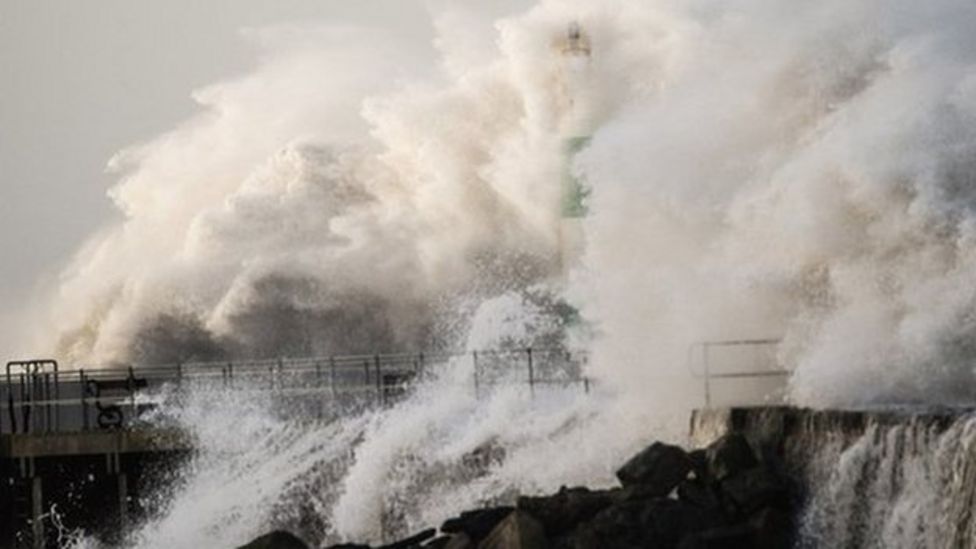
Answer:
691;406;976;549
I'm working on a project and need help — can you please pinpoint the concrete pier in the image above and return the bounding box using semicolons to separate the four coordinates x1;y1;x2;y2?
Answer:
0;430;190;548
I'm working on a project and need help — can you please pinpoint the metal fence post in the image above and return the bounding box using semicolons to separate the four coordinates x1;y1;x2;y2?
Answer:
526;348;535;399
43;373;51;433
53;364;60;432
128;367;137;423
374;355;382;405
277;358;284;391
330;356;337;402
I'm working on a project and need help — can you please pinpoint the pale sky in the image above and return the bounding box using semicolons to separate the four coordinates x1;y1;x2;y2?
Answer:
0;0;444;350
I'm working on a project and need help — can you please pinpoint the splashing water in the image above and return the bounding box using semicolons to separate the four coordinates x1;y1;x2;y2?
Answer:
99;362;604;547
798;414;976;549
35;0;976;545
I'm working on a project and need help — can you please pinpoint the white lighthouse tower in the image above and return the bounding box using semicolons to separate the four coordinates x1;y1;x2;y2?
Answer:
554;22;593;275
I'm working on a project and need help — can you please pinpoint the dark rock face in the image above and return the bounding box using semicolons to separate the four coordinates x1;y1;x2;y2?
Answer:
237;530;310;549
378;528;437;548
532;433;792;549
705;434;759;481
440;506;515;543
720;467;789;516
615;442;692;496
478;511;548;549
517;487;617;537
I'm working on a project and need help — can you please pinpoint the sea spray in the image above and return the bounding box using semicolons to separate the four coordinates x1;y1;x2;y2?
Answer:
101;359;600;547
37;0;976;546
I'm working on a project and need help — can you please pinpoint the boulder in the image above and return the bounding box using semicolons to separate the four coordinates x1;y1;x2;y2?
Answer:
560;500;647;549
518;486;617;537
705;435;758;481
677;524;755;549
421;535;462;548
565;497;709;549
440;533;473;549
615;442;692;496
750;507;793;549
440;507;514;543
478;511;548;549
238;531;310;549
379;528;437;548
676;479;721;511
719;467;789;515
687;449;709;481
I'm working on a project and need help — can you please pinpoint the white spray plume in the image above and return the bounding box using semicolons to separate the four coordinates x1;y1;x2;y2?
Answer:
574;0;976;408
44;0;976;545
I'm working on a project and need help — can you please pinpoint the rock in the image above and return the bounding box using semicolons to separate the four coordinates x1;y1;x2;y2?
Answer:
750;507;793;549
441;507;514;543
440;533;473;549
719;467;788;515
420;535;459;548
237;531;310;549
705;434;758;481
687;449;709;481
677;524;755;549
478;510;548;549
676;479;721;511
615;442;692;496
518;486;616;537
566;497;711;549
379;528;437;548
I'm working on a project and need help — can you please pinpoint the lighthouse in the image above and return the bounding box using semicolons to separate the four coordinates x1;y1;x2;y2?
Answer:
554;22;593;275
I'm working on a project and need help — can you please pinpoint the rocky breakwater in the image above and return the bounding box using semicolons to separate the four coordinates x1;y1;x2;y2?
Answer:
239;432;795;549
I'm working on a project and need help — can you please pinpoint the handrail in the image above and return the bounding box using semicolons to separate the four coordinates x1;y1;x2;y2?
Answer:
688;339;787;408
0;347;592;434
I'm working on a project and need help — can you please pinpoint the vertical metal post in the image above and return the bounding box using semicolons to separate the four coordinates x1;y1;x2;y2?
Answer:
583;377;590;394
20;373;29;435
374;355;382;405
118;469;129;531
53;365;60;432
228;362;234;389
80;370;89;431
330;356;337;401
4;376;13;435
418;352;425;378
128;367;137;422
277;358;284;391
43;373;51;433
31;472;43;549
703;343;712;408
526;348;535;399
363;359;370;393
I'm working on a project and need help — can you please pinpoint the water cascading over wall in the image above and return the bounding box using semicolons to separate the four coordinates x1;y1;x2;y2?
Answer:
692;407;976;549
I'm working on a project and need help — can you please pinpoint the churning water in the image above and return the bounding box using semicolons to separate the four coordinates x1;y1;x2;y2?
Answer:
40;0;976;546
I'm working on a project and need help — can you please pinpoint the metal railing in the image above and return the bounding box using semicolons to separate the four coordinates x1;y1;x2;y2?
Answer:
1;347;590;435
688;339;788;408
